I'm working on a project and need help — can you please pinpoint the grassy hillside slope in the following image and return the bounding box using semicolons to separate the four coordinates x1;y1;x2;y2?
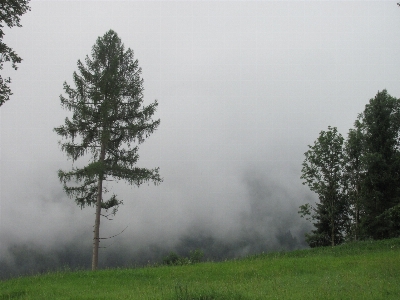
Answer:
1;238;400;299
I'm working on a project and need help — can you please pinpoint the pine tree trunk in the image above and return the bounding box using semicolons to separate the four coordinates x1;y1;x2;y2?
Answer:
92;143;106;271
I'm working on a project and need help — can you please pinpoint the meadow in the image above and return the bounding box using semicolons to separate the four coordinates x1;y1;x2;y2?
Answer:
1;238;399;299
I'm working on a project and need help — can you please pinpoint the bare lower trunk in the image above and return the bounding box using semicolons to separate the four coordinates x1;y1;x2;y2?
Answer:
92;178;103;270
92;144;106;271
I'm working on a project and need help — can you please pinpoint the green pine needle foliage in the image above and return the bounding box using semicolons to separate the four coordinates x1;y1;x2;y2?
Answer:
54;29;162;212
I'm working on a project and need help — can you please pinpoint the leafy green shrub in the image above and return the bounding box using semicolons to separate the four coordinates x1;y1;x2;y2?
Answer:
163;252;180;266
189;249;204;263
376;204;400;238
162;249;204;266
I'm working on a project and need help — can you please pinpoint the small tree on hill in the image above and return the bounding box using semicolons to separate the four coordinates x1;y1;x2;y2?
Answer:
54;30;162;270
300;126;348;247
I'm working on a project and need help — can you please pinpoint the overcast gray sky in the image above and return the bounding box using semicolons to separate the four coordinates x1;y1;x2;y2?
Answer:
1;1;400;262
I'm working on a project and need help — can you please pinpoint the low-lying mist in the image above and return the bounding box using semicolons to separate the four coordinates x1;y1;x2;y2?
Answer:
0;163;312;280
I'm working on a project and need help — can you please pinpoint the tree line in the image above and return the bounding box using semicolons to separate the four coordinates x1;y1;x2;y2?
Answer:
300;90;400;247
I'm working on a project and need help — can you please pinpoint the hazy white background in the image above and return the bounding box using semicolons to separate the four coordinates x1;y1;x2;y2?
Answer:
1;1;400;260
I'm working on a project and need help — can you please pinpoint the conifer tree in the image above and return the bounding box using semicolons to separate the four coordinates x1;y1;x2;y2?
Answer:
54;30;162;270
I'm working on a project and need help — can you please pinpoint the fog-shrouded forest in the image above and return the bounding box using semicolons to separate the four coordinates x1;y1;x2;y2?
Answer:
1;1;400;280
0;163;311;279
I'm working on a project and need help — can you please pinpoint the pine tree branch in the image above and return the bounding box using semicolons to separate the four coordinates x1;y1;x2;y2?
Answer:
98;225;128;240
100;213;113;220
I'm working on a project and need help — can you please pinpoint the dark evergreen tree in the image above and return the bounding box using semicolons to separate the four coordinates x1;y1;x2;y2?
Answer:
0;0;30;106
54;30;162;270
300;126;348;247
357;90;400;239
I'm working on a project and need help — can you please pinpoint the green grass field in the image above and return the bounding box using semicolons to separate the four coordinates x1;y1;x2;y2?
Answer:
1;238;400;299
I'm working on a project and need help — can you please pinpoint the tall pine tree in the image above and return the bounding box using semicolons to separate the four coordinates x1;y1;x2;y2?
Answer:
54;30;162;270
